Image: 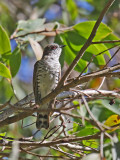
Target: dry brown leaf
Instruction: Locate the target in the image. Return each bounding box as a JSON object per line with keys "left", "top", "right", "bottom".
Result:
{"left": 29, "top": 37, "right": 43, "bottom": 60}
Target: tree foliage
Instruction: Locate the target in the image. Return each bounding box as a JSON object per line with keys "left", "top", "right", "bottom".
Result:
{"left": 0, "top": 0, "right": 120, "bottom": 160}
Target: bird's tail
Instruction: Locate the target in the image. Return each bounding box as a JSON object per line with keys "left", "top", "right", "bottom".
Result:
{"left": 36, "top": 112, "right": 49, "bottom": 129}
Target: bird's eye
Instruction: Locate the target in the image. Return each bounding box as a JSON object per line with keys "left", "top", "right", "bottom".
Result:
{"left": 51, "top": 46, "right": 57, "bottom": 50}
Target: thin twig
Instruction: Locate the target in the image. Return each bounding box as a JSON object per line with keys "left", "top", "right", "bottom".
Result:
{"left": 11, "top": 27, "right": 73, "bottom": 39}
{"left": 92, "top": 40, "right": 120, "bottom": 44}
{"left": 51, "top": 146, "right": 77, "bottom": 159}
{"left": 0, "top": 133, "right": 100, "bottom": 147}
{"left": 0, "top": 97, "right": 12, "bottom": 110}
{"left": 82, "top": 95, "right": 104, "bottom": 131}
{"left": 79, "top": 44, "right": 120, "bottom": 77}
{"left": 98, "top": 47, "right": 120, "bottom": 89}
{"left": 20, "top": 147, "right": 65, "bottom": 159}
{"left": 104, "top": 47, "right": 120, "bottom": 68}
{"left": 100, "top": 132, "right": 104, "bottom": 160}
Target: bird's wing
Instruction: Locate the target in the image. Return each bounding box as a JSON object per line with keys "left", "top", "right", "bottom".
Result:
{"left": 33, "top": 61, "right": 41, "bottom": 104}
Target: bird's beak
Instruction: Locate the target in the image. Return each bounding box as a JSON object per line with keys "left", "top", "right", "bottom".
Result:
{"left": 60, "top": 45, "right": 66, "bottom": 48}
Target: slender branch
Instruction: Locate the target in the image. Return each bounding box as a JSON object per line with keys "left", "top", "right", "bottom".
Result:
{"left": 104, "top": 47, "right": 120, "bottom": 68}
{"left": 0, "top": 93, "right": 34, "bottom": 122}
{"left": 57, "top": 0, "right": 115, "bottom": 87}
{"left": 59, "top": 143, "right": 99, "bottom": 152}
{"left": 98, "top": 47, "right": 120, "bottom": 90}
{"left": 0, "top": 68, "right": 120, "bottom": 127}
{"left": 0, "top": 97, "right": 12, "bottom": 110}
{"left": 63, "top": 65, "right": 120, "bottom": 92}
{"left": 51, "top": 146, "right": 75, "bottom": 159}
{"left": 0, "top": 112, "right": 32, "bottom": 127}
{"left": 100, "top": 132, "right": 104, "bottom": 159}
{"left": 78, "top": 44, "right": 119, "bottom": 77}
{"left": 0, "top": 153, "right": 10, "bottom": 156}
{"left": 0, "top": 133, "right": 100, "bottom": 147}
{"left": 11, "top": 27, "right": 73, "bottom": 39}
{"left": 97, "top": 77, "right": 106, "bottom": 90}
{"left": 0, "top": 88, "right": 120, "bottom": 127}
{"left": 92, "top": 40, "right": 120, "bottom": 44}
{"left": 82, "top": 96, "right": 103, "bottom": 131}
{"left": 20, "top": 147, "right": 65, "bottom": 159}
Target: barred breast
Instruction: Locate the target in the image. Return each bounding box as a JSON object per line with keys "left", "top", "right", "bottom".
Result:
{"left": 33, "top": 58, "right": 60, "bottom": 105}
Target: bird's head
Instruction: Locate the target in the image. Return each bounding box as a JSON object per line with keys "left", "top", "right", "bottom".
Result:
{"left": 43, "top": 43, "right": 66, "bottom": 59}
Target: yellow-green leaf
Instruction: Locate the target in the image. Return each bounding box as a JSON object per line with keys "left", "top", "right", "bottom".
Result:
{"left": 0, "top": 25, "right": 11, "bottom": 55}
{"left": 74, "top": 21, "right": 112, "bottom": 41}
{"left": 9, "top": 47, "right": 21, "bottom": 77}
{"left": 0, "top": 62, "right": 11, "bottom": 78}
{"left": 104, "top": 115, "right": 120, "bottom": 132}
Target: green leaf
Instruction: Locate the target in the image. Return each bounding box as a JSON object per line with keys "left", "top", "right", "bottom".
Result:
{"left": 60, "top": 29, "right": 111, "bottom": 71}
{"left": 0, "top": 62, "right": 11, "bottom": 78}
{"left": 72, "top": 100, "right": 79, "bottom": 105}
{"left": 17, "top": 18, "right": 46, "bottom": 33}
{"left": 18, "top": 34, "right": 45, "bottom": 43}
{"left": 0, "top": 132, "right": 6, "bottom": 140}
{"left": 9, "top": 47, "right": 21, "bottom": 77}
{"left": 60, "top": 31, "right": 87, "bottom": 72}
{"left": 83, "top": 44, "right": 111, "bottom": 65}
{"left": 101, "top": 100, "right": 120, "bottom": 115}
{"left": 88, "top": 99, "right": 120, "bottom": 122}
{"left": 66, "top": 0, "right": 78, "bottom": 20}
{"left": 76, "top": 127, "right": 99, "bottom": 137}
{"left": 0, "top": 25, "right": 11, "bottom": 55}
{"left": 92, "top": 99, "right": 120, "bottom": 115}
{"left": 74, "top": 21, "right": 112, "bottom": 40}
{"left": 0, "top": 78, "right": 13, "bottom": 103}
{"left": 82, "top": 139, "right": 99, "bottom": 149}
{"left": 103, "top": 33, "right": 120, "bottom": 48}
{"left": 16, "top": 19, "right": 46, "bottom": 42}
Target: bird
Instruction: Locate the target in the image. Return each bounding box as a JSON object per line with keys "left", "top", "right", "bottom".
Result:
{"left": 33, "top": 43, "right": 65, "bottom": 130}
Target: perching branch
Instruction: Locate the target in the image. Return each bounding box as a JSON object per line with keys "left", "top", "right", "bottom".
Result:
{"left": 0, "top": 133, "right": 100, "bottom": 147}
{"left": 0, "top": 63, "right": 120, "bottom": 127}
